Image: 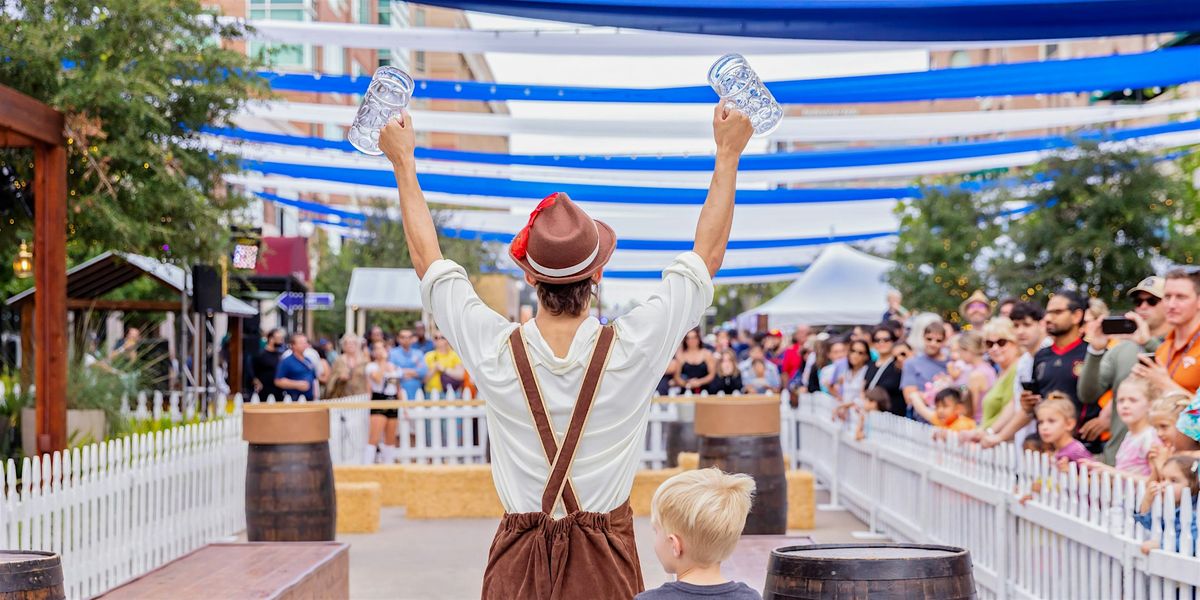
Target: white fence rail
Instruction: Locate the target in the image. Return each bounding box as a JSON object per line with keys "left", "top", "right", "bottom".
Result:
{"left": 789, "top": 392, "right": 1200, "bottom": 600}
{"left": 2, "top": 417, "right": 245, "bottom": 600}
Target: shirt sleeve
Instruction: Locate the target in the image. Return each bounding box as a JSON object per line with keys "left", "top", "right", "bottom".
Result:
{"left": 420, "top": 259, "right": 516, "bottom": 374}
{"left": 613, "top": 252, "right": 715, "bottom": 375}
{"left": 412, "top": 350, "right": 429, "bottom": 377}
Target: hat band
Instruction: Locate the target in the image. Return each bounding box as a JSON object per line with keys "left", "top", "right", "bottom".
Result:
{"left": 527, "top": 241, "right": 600, "bottom": 278}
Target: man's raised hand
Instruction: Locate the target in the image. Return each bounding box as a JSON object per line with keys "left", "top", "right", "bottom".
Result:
{"left": 379, "top": 110, "right": 417, "bottom": 169}
{"left": 713, "top": 102, "right": 753, "bottom": 157}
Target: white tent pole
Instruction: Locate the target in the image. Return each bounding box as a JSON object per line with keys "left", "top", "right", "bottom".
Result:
{"left": 345, "top": 305, "right": 354, "bottom": 337}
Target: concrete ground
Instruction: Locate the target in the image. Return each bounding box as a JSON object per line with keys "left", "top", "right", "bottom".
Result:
{"left": 338, "top": 491, "right": 881, "bottom": 600}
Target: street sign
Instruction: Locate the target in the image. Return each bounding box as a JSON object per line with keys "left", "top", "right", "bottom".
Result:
{"left": 307, "top": 292, "right": 335, "bottom": 311}
{"left": 274, "top": 292, "right": 336, "bottom": 313}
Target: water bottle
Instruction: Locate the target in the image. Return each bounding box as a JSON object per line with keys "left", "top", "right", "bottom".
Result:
{"left": 708, "top": 53, "right": 784, "bottom": 137}
{"left": 347, "top": 66, "right": 415, "bottom": 155}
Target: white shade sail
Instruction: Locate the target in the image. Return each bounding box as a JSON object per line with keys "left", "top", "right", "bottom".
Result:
{"left": 345, "top": 267, "right": 423, "bottom": 311}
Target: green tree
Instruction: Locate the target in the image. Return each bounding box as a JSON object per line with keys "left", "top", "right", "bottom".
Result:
{"left": 311, "top": 207, "right": 497, "bottom": 337}
{"left": 988, "top": 144, "right": 1200, "bottom": 304}
{"left": 889, "top": 181, "right": 1000, "bottom": 321}
{"left": 0, "top": 0, "right": 266, "bottom": 296}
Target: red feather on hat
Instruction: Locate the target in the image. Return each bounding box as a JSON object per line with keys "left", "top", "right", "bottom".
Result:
{"left": 510, "top": 193, "right": 558, "bottom": 260}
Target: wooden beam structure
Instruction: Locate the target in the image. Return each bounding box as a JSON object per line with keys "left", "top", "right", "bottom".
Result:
{"left": 66, "top": 299, "right": 182, "bottom": 312}
{"left": 1, "top": 85, "right": 68, "bottom": 454}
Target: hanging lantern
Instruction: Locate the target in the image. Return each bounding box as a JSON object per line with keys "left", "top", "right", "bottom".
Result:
{"left": 12, "top": 240, "right": 32, "bottom": 279}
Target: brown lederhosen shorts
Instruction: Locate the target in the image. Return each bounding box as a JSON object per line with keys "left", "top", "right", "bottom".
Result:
{"left": 480, "top": 326, "right": 644, "bottom": 600}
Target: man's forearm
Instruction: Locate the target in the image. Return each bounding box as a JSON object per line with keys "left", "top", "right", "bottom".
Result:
{"left": 692, "top": 152, "right": 740, "bottom": 277}
{"left": 394, "top": 165, "right": 443, "bottom": 278}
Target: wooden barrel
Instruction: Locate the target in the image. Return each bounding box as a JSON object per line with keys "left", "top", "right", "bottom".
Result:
{"left": 0, "top": 551, "right": 65, "bottom": 600}
{"left": 244, "top": 406, "right": 336, "bottom": 542}
{"left": 664, "top": 421, "right": 696, "bottom": 468}
{"left": 764, "top": 544, "right": 977, "bottom": 600}
{"left": 695, "top": 396, "right": 786, "bottom": 535}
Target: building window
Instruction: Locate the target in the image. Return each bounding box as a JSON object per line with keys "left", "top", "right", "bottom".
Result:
{"left": 248, "top": 0, "right": 312, "bottom": 70}
{"left": 379, "top": 0, "right": 391, "bottom": 25}
{"left": 378, "top": 49, "right": 392, "bottom": 69}
{"left": 1044, "top": 44, "right": 1060, "bottom": 60}
{"left": 415, "top": 50, "right": 425, "bottom": 73}
{"left": 415, "top": 7, "right": 425, "bottom": 26}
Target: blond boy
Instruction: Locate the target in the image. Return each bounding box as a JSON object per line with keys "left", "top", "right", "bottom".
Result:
{"left": 638, "top": 468, "right": 760, "bottom": 600}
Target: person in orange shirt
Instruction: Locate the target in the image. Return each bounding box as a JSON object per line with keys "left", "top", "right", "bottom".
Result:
{"left": 1139, "top": 270, "right": 1200, "bottom": 395}
{"left": 910, "top": 386, "right": 977, "bottom": 432}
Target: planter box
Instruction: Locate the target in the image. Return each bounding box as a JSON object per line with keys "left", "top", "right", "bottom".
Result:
{"left": 21, "top": 408, "right": 107, "bottom": 457}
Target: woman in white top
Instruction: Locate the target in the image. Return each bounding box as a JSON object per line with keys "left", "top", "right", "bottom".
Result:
{"left": 833, "top": 339, "right": 871, "bottom": 419}
{"left": 363, "top": 340, "right": 399, "bottom": 464}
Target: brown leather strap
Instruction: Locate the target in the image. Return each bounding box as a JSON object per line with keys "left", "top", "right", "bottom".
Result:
{"left": 509, "top": 327, "right": 581, "bottom": 514}
{"left": 540, "top": 325, "right": 615, "bottom": 515}
{"left": 508, "top": 325, "right": 616, "bottom": 515}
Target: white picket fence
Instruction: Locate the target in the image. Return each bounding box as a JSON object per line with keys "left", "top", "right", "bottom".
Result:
{"left": 789, "top": 391, "right": 1200, "bottom": 600}
{"left": 0, "top": 417, "right": 245, "bottom": 600}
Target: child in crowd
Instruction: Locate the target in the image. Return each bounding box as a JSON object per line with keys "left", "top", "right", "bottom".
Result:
{"left": 1136, "top": 455, "right": 1200, "bottom": 555}
{"left": 1035, "top": 393, "right": 1092, "bottom": 468}
{"left": 910, "top": 386, "right": 977, "bottom": 432}
{"left": 854, "top": 386, "right": 891, "bottom": 441}
{"left": 638, "top": 469, "right": 761, "bottom": 600}
{"left": 1087, "top": 377, "right": 1161, "bottom": 478}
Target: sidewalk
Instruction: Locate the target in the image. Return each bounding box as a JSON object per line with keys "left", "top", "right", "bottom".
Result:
{"left": 339, "top": 491, "right": 878, "bottom": 599}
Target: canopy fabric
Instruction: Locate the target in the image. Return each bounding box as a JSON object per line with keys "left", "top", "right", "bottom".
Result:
{"left": 241, "top": 98, "right": 1200, "bottom": 143}
{"left": 213, "top": 118, "right": 1200, "bottom": 173}
{"left": 237, "top": 19, "right": 1079, "bottom": 56}
{"left": 346, "top": 268, "right": 423, "bottom": 311}
{"left": 405, "top": 0, "right": 1200, "bottom": 42}
{"left": 260, "top": 47, "right": 1200, "bottom": 104}
{"left": 737, "top": 244, "right": 895, "bottom": 328}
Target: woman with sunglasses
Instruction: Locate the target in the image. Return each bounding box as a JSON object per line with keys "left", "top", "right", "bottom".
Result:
{"left": 977, "top": 318, "right": 1023, "bottom": 430}
{"left": 865, "top": 325, "right": 906, "bottom": 417}
{"left": 832, "top": 339, "right": 872, "bottom": 412}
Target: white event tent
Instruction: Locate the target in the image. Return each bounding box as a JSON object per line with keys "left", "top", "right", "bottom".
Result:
{"left": 344, "top": 267, "right": 424, "bottom": 335}
{"left": 737, "top": 244, "right": 895, "bottom": 330}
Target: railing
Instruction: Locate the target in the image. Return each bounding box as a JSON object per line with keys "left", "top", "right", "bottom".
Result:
{"left": 789, "top": 392, "right": 1200, "bottom": 600}
{"left": 1, "top": 417, "right": 245, "bottom": 600}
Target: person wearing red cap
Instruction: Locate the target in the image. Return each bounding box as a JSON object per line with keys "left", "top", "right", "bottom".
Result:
{"left": 379, "top": 104, "right": 753, "bottom": 599}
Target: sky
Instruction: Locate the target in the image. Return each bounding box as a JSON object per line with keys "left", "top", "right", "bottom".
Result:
{"left": 462, "top": 12, "right": 928, "bottom": 308}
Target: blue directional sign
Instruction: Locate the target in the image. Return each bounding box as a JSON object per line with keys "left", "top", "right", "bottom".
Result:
{"left": 275, "top": 292, "right": 336, "bottom": 313}
{"left": 307, "top": 292, "right": 335, "bottom": 311}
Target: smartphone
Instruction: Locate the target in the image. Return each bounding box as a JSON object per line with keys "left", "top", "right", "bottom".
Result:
{"left": 1100, "top": 316, "right": 1138, "bottom": 335}
{"left": 1138, "top": 352, "right": 1158, "bottom": 365}
{"left": 1020, "top": 381, "right": 1038, "bottom": 393}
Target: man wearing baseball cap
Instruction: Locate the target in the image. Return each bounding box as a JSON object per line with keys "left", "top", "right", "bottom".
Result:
{"left": 379, "top": 104, "right": 753, "bottom": 599}
{"left": 1078, "top": 276, "right": 1170, "bottom": 464}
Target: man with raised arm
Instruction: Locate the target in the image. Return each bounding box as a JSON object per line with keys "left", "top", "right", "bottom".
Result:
{"left": 378, "top": 103, "right": 753, "bottom": 599}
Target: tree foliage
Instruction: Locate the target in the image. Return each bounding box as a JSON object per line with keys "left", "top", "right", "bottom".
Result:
{"left": 889, "top": 144, "right": 1200, "bottom": 318}
{"left": 0, "top": 0, "right": 266, "bottom": 296}
{"left": 889, "top": 181, "right": 1000, "bottom": 320}
{"left": 311, "top": 207, "right": 498, "bottom": 337}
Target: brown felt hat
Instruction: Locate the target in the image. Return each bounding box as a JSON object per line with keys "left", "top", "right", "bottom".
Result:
{"left": 509, "top": 192, "right": 616, "bottom": 284}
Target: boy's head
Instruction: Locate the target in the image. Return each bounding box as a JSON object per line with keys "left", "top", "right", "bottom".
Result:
{"left": 1022, "top": 432, "right": 1046, "bottom": 453}
{"left": 650, "top": 468, "right": 755, "bottom": 572}
{"left": 864, "top": 386, "right": 890, "bottom": 414}
{"left": 934, "top": 387, "right": 969, "bottom": 423}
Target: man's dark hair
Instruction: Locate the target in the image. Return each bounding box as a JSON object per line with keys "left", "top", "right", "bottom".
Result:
{"left": 1053, "top": 289, "right": 1087, "bottom": 314}
{"left": 998, "top": 297, "right": 1019, "bottom": 311}
{"left": 1008, "top": 301, "right": 1044, "bottom": 323}
{"left": 1165, "top": 268, "right": 1200, "bottom": 296}
{"left": 923, "top": 322, "right": 945, "bottom": 338}
{"left": 536, "top": 279, "right": 594, "bottom": 317}
{"left": 871, "top": 324, "right": 895, "bottom": 340}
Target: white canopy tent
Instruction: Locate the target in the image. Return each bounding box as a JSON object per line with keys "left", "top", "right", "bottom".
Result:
{"left": 344, "top": 268, "right": 424, "bottom": 335}
{"left": 737, "top": 244, "right": 896, "bottom": 330}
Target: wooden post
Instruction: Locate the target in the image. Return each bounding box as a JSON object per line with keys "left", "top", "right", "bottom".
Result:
{"left": 34, "top": 143, "right": 67, "bottom": 454}
{"left": 229, "top": 317, "right": 243, "bottom": 398}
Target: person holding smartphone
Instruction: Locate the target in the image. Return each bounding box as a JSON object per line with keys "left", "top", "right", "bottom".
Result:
{"left": 1136, "top": 270, "right": 1200, "bottom": 396}
{"left": 1077, "top": 276, "right": 1169, "bottom": 465}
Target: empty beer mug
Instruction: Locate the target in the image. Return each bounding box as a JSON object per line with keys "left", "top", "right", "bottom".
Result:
{"left": 347, "top": 66, "right": 415, "bottom": 155}
{"left": 708, "top": 53, "right": 784, "bottom": 137}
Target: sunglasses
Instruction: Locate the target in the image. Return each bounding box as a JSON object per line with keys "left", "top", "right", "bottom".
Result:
{"left": 873, "top": 336, "right": 894, "bottom": 343}
{"left": 1132, "top": 295, "right": 1161, "bottom": 307}
{"left": 985, "top": 339, "right": 1011, "bottom": 349}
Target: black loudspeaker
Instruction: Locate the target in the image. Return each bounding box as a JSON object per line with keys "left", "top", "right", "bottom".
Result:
{"left": 192, "top": 264, "right": 223, "bottom": 314}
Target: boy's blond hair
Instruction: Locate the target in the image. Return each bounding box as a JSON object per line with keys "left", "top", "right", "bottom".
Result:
{"left": 650, "top": 468, "right": 755, "bottom": 565}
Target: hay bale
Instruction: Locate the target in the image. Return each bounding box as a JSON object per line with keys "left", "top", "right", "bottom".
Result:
{"left": 630, "top": 468, "right": 683, "bottom": 516}
{"left": 336, "top": 482, "right": 381, "bottom": 534}
{"left": 676, "top": 452, "right": 699, "bottom": 471}
{"left": 334, "top": 465, "right": 408, "bottom": 507}
{"left": 786, "top": 470, "right": 815, "bottom": 530}
{"left": 405, "top": 464, "right": 504, "bottom": 519}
